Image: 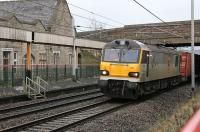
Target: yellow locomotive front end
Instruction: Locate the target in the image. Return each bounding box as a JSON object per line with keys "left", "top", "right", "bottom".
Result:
{"left": 100, "top": 62, "right": 141, "bottom": 81}
{"left": 98, "top": 39, "right": 146, "bottom": 99}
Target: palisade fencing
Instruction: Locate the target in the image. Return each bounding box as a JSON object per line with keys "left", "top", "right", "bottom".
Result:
{"left": 77, "top": 64, "right": 100, "bottom": 79}
{"left": 0, "top": 64, "right": 100, "bottom": 88}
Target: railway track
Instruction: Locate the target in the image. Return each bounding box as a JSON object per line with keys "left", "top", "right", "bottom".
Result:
{"left": 1, "top": 84, "right": 178, "bottom": 132}
{"left": 0, "top": 84, "right": 179, "bottom": 131}
{"left": 0, "top": 89, "right": 103, "bottom": 121}
{"left": 1, "top": 99, "right": 131, "bottom": 132}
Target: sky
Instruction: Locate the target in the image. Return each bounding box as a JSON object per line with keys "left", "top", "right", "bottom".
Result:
{"left": 66, "top": 0, "right": 200, "bottom": 30}
{"left": 67, "top": 0, "right": 200, "bottom": 51}
{"left": 1, "top": 0, "right": 199, "bottom": 30}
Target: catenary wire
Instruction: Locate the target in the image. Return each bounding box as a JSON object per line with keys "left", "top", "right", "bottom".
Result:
{"left": 67, "top": 2, "right": 125, "bottom": 26}
{"left": 131, "top": 0, "right": 185, "bottom": 38}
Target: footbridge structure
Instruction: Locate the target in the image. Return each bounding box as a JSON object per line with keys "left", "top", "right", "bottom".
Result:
{"left": 77, "top": 20, "right": 200, "bottom": 47}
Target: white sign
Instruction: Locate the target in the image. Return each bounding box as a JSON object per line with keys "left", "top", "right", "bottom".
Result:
{"left": 1, "top": 48, "right": 13, "bottom": 52}
{"left": 53, "top": 51, "right": 60, "bottom": 54}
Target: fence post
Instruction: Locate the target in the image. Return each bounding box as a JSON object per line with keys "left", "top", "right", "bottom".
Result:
{"left": 86, "top": 65, "right": 88, "bottom": 78}
{"left": 64, "top": 64, "right": 67, "bottom": 78}
{"left": 95, "top": 65, "right": 97, "bottom": 76}
{"left": 56, "top": 65, "right": 58, "bottom": 81}
{"left": 46, "top": 65, "right": 49, "bottom": 81}
{"left": 97, "top": 65, "right": 100, "bottom": 76}
{"left": 11, "top": 65, "right": 14, "bottom": 87}
{"left": 79, "top": 65, "right": 82, "bottom": 78}
{"left": 93, "top": 65, "right": 95, "bottom": 77}
{"left": 78, "top": 64, "right": 81, "bottom": 78}
{"left": 24, "top": 64, "right": 26, "bottom": 81}
{"left": 76, "top": 68, "right": 78, "bottom": 80}
{"left": 90, "top": 65, "right": 92, "bottom": 77}
{"left": 92, "top": 65, "right": 94, "bottom": 77}
{"left": 36, "top": 65, "right": 38, "bottom": 77}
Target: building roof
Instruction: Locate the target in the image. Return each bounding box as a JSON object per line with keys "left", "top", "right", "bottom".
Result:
{"left": 0, "top": 0, "right": 73, "bottom": 36}
{"left": 0, "top": 0, "right": 57, "bottom": 28}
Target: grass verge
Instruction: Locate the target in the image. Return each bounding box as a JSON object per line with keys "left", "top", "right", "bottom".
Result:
{"left": 149, "top": 88, "right": 200, "bottom": 132}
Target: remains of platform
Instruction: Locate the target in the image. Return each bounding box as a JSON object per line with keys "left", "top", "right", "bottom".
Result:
{"left": 0, "top": 77, "right": 98, "bottom": 97}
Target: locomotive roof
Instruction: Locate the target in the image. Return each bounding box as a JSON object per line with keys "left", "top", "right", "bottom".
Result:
{"left": 104, "top": 39, "right": 178, "bottom": 54}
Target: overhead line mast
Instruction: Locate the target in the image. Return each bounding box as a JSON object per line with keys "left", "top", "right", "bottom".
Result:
{"left": 191, "top": 0, "right": 195, "bottom": 92}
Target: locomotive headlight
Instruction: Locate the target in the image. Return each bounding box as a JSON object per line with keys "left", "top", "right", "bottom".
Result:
{"left": 129, "top": 72, "right": 139, "bottom": 78}
{"left": 101, "top": 70, "right": 109, "bottom": 76}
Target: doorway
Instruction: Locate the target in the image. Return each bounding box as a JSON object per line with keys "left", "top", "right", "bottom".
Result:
{"left": 3, "top": 51, "right": 11, "bottom": 82}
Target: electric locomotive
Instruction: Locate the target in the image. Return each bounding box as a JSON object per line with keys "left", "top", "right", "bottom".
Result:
{"left": 98, "top": 39, "right": 181, "bottom": 99}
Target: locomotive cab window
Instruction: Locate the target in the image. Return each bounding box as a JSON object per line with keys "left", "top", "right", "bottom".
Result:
{"left": 175, "top": 55, "right": 179, "bottom": 67}
{"left": 103, "top": 49, "right": 120, "bottom": 62}
{"left": 121, "top": 49, "right": 140, "bottom": 63}
{"left": 141, "top": 51, "right": 149, "bottom": 64}
{"left": 103, "top": 48, "right": 140, "bottom": 63}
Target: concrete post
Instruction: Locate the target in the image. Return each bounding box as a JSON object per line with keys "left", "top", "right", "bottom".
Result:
{"left": 72, "top": 18, "right": 77, "bottom": 81}
{"left": 72, "top": 37, "right": 77, "bottom": 81}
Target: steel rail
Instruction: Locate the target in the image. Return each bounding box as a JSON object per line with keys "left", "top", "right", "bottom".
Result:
{"left": 0, "top": 90, "right": 103, "bottom": 121}
{"left": 0, "top": 89, "right": 99, "bottom": 113}
{"left": 0, "top": 98, "right": 111, "bottom": 132}
{"left": 50, "top": 102, "right": 132, "bottom": 132}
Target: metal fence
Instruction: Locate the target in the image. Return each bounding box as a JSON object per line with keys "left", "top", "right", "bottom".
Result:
{"left": 0, "top": 64, "right": 100, "bottom": 88}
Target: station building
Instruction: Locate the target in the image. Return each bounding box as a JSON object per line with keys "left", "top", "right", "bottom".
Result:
{"left": 0, "top": 0, "right": 74, "bottom": 68}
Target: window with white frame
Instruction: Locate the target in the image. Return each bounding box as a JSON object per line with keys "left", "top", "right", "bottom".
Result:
{"left": 39, "top": 53, "right": 47, "bottom": 65}
{"left": 68, "top": 54, "right": 72, "bottom": 65}
{"left": 53, "top": 51, "right": 60, "bottom": 65}
{"left": 14, "top": 52, "right": 17, "bottom": 60}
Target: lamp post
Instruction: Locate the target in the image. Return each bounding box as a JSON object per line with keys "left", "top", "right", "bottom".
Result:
{"left": 191, "top": 0, "right": 195, "bottom": 92}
